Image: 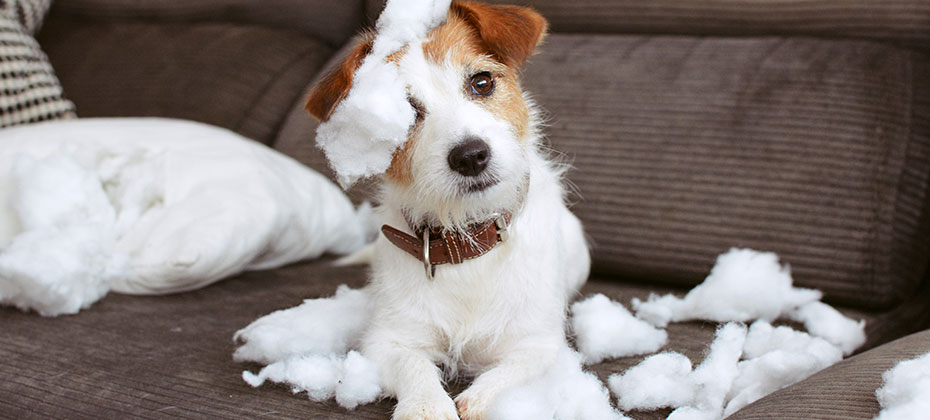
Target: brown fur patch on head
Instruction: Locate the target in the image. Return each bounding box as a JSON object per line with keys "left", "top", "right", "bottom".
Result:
{"left": 305, "top": 33, "right": 374, "bottom": 122}
{"left": 449, "top": 1, "right": 547, "bottom": 68}
{"left": 421, "top": 9, "right": 537, "bottom": 141}
{"left": 385, "top": 129, "right": 417, "bottom": 185}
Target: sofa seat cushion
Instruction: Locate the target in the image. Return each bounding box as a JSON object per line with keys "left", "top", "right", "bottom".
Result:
{"left": 519, "top": 33, "right": 930, "bottom": 310}
{"left": 4, "top": 260, "right": 920, "bottom": 419}
{"left": 35, "top": 17, "right": 334, "bottom": 145}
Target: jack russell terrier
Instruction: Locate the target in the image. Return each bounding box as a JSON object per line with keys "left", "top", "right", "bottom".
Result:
{"left": 306, "top": 2, "right": 590, "bottom": 419}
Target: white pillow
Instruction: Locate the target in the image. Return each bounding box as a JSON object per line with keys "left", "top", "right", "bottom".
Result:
{"left": 0, "top": 118, "right": 368, "bottom": 316}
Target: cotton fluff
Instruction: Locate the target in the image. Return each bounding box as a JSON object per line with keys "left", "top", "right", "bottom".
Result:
{"left": 243, "top": 350, "right": 382, "bottom": 410}
{"left": 315, "top": 0, "right": 452, "bottom": 187}
{"left": 237, "top": 286, "right": 383, "bottom": 410}
{"left": 571, "top": 293, "right": 668, "bottom": 364}
{"left": 609, "top": 323, "right": 747, "bottom": 419}
{"left": 0, "top": 151, "right": 128, "bottom": 316}
{"left": 873, "top": 351, "right": 930, "bottom": 420}
{"left": 233, "top": 285, "right": 371, "bottom": 365}
{"left": 788, "top": 301, "right": 866, "bottom": 356}
{"left": 672, "top": 323, "right": 747, "bottom": 420}
{"left": 487, "top": 347, "right": 630, "bottom": 420}
{"left": 633, "top": 248, "right": 822, "bottom": 327}
{"left": 723, "top": 321, "right": 842, "bottom": 416}
{"left": 609, "top": 352, "right": 695, "bottom": 411}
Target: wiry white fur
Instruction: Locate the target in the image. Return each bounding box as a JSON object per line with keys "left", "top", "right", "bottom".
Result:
{"left": 359, "top": 32, "right": 590, "bottom": 420}
{"left": 383, "top": 45, "right": 532, "bottom": 230}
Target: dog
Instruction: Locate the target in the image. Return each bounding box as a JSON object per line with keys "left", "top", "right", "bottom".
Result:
{"left": 306, "top": 2, "right": 590, "bottom": 419}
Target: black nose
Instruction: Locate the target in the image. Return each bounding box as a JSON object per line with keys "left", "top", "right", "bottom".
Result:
{"left": 447, "top": 138, "right": 490, "bottom": 177}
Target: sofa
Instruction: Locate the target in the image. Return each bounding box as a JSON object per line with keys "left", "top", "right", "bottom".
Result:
{"left": 2, "top": 0, "right": 928, "bottom": 419}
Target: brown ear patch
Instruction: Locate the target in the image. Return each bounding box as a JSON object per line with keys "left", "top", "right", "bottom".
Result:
{"left": 450, "top": 1, "right": 547, "bottom": 68}
{"left": 305, "top": 34, "right": 374, "bottom": 122}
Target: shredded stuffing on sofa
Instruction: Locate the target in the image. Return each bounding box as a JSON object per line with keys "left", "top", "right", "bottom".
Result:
{"left": 632, "top": 249, "right": 824, "bottom": 327}
{"left": 235, "top": 248, "right": 868, "bottom": 420}
{"left": 872, "top": 351, "right": 930, "bottom": 420}
{"left": 571, "top": 293, "right": 668, "bottom": 365}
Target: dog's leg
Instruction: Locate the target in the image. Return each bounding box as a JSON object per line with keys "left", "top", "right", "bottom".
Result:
{"left": 365, "top": 342, "right": 458, "bottom": 420}
{"left": 455, "top": 336, "right": 562, "bottom": 420}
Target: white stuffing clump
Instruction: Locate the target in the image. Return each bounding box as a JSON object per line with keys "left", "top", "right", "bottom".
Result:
{"left": 487, "top": 347, "right": 630, "bottom": 420}
{"left": 608, "top": 323, "right": 747, "bottom": 419}
{"left": 723, "top": 321, "right": 842, "bottom": 416}
{"left": 788, "top": 301, "right": 866, "bottom": 356}
{"left": 237, "top": 285, "right": 384, "bottom": 410}
{"left": 633, "top": 248, "right": 822, "bottom": 328}
{"left": 873, "top": 351, "right": 930, "bottom": 420}
{"left": 609, "top": 352, "right": 695, "bottom": 411}
{"left": 234, "top": 285, "right": 371, "bottom": 364}
{"left": 668, "top": 323, "right": 747, "bottom": 420}
{"left": 243, "top": 350, "right": 382, "bottom": 410}
{"left": 315, "top": 0, "right": 452, "bottom": 187}
{"left": 571, "top": 293, "right": 668, "bottom": 364}
{"left": 631, "top": 248, "right": 865, "bottom": 358}
{"left": 0, "top": 151, "right": 129, "bottom": 316}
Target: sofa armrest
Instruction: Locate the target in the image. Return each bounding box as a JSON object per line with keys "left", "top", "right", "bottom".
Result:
{"left": 727, "top": 329, "right": 930, "bottom": 420}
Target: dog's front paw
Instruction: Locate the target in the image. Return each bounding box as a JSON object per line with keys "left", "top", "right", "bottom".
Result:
{"left": 393, "top": 395, "right": 459, "bottom": 420}
{"left": 455, "top": 386, "right": 499, "bottom": 420}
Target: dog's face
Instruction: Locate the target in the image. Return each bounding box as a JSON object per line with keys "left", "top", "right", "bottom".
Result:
{"left": 308, "top": 1, "right": 547, "bottom": 230}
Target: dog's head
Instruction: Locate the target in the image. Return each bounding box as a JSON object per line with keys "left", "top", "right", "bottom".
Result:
{"left": 307, "top": 1, "right": 546, "bottom": 230}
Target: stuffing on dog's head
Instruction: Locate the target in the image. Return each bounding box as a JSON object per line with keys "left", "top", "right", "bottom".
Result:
{"left": 307, "top": 1, "right": 547, "bottom": 230}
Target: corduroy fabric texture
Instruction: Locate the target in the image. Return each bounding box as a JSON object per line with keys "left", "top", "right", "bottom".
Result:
{"left": 727, "top": 328, "right": 930, "bottom": 420}
{"left": 365, "top": 0, "right": 930, "bottom": 50}
{"left": 47, "top": 0, "right": 365, "bottom": 48}
{"left": 0, "top": 259, "right": 894, "bottom": 420}
{"left": 519, "top": 34, "right": 930, "bottom": 310}
{"left": 0, "top": 0, "right": 76, "bottom": 127}
{"left": 35, "top": 17, "right": 334, "bottom": 145}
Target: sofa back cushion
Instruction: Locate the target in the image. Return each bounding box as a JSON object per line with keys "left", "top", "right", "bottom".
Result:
{"left": 443, "top": 0, "right": 930, "bottom": 50}
{"left": 37, "top": 17, "right": 336, "bottom": 145}
{"left": 521, "top": 34, "right": 929, "bottom": 309}
{"left": 48, "top": 0, "right": 365, "bottom": 48}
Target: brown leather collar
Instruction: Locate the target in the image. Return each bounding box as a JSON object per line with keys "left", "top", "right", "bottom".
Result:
{"left": 381, "top": 212, "right": 512, "bottom": 279}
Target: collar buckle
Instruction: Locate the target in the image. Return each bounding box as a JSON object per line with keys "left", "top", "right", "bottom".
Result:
{"left": 492, "top": 213, "right": 510, "bottom": 243}
{"left": 422, "top": 228, "right": 435, "bottom": 280}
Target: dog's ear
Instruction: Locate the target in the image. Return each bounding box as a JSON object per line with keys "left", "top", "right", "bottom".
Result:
{"left": 306, "top": 35, "right": 374, "bottom": 122}
{"left": 451, "top": 1, "right": 547, "bottom": 68}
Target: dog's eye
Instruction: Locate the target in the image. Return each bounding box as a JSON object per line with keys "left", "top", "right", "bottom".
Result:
{"left": 469, "top": 72, "right": 494, "bottom": 97}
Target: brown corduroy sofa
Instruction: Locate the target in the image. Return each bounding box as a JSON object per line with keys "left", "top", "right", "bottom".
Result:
{"left": 3, "top": 1, "right": 929, "bottom": 419}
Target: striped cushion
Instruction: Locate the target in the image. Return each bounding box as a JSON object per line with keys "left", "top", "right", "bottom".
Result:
{"left": 0, "top": 0, "right": 76, "bottom": 128}
{"left": 523, "top": 34, "right": 930, "bottom": 310}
